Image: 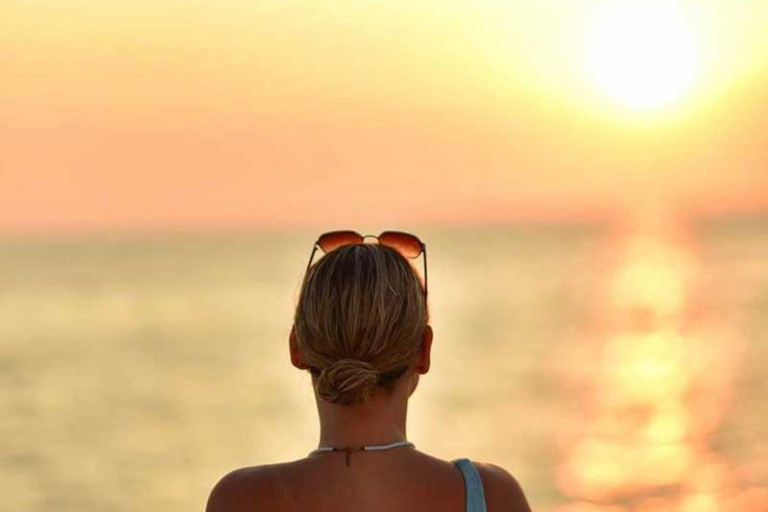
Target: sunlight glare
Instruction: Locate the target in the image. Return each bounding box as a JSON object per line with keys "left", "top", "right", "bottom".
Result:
{"left": 585, "top": 1, "right": 701, "bottom": 109}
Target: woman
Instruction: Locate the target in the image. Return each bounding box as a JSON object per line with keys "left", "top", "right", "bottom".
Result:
{"left": 207, "top": 230, "right": 532, "bottom": 512}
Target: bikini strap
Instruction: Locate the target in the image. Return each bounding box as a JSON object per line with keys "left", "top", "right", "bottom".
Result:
{"left": 452, "top": 458, "right": 488, "bottom": 512}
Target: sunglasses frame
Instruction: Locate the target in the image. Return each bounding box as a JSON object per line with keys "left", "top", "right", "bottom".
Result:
{"left": 305, "top": 230, "right": 428, "bottom": 299}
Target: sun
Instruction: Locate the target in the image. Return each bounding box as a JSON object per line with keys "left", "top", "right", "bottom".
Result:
{"left": 585, "top": 1, "right": 701, "bottom": 109}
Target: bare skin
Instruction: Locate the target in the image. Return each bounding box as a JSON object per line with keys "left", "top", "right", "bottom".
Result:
{"left": 206, "top": 325, "right": 532, "bottom": 512}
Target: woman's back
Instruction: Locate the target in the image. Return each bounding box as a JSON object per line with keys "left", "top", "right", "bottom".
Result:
{"left": 207, "top": 236, "right": 532, "bottom": 512}
{"left": 207, "top": 449, "right": 530, "bottom": 512}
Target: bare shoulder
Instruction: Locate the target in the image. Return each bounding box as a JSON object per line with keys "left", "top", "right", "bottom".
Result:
{"left": 473, "top": 461, "right": 533, "bottom": 512}
{"left": 205, "top": 463, "right": 292, "bottom": 512}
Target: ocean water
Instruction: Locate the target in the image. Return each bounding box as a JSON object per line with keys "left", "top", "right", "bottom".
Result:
{"left": 1, "top": 221, "right": 766, "bottom": 512}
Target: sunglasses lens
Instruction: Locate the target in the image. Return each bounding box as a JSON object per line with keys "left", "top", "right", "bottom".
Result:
{"left": 317, "top": 231, "right": 363, "bottom": 253}
{"left": 379, "top": 232, "right": 422, "bottom": 258}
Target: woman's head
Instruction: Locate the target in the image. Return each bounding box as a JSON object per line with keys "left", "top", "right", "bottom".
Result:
{"left": 292, "top": 243, "right": 430, "bottom": 406}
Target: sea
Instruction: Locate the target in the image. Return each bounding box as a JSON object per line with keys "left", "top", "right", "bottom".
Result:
{"left": 1, "top": 219, "right": 766, "bottom": 512}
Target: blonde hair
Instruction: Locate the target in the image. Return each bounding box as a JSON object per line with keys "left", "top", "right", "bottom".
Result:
{"left": 294, "top": 243, "right": 428, "bottom": 406}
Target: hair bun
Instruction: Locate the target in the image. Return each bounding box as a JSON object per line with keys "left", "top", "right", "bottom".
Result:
{"left": 316, "top": 359, "right": 380, "bottom": 406}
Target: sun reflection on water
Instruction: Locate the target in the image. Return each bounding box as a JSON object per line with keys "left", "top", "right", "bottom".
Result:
{"left": 555, "top": 229, "right": 768, "bottom": 512}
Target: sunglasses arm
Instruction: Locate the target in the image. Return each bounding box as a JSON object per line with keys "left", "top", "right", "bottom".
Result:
{"left": 422, "top": 244, "right": 428, "bottom": 300}
{"left": 305, "top": 244, "right": 319, "bottom": 274}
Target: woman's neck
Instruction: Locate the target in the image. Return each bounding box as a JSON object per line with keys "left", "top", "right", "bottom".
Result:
{"left": 315, "top": 390, "right": 410, "bottom": 448}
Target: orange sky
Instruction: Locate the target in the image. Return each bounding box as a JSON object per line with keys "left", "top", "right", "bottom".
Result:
{"left": 2, "top": 1, "right": 768, "bottom": 234}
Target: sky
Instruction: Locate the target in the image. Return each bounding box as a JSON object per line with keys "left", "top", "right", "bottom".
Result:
{"left": 2, "top": 1, "right": 768, "bottom": 234}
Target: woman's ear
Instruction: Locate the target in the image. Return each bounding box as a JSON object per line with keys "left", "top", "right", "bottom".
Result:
{"left": 415, "top": 325, "right": 433, "bottom": 374}
{"left": 289, "top": 325, "right": 308, "bottom": 370}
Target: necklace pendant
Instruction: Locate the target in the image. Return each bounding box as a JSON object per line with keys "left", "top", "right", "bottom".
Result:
{"left": 308, "top": 440, "right": 414, "bottom": 465}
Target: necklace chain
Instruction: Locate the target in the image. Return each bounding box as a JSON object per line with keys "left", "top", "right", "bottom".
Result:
{"left": 308, "top": 440, "right": 414, "bottom": 467}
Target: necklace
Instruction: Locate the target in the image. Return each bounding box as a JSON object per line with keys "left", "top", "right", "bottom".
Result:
{"left": 308, "top": 440, "right": 415, "bottom": 467}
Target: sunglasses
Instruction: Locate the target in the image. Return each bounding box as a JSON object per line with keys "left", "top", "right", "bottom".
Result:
{"left": 305, "top": 230, "right": 428, "bottom": 299}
